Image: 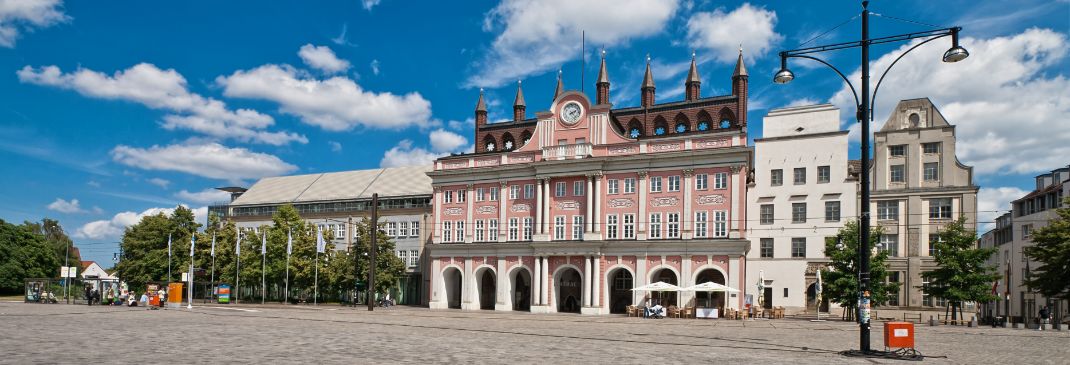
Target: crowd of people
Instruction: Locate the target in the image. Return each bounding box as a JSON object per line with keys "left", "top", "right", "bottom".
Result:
{"left": 83, "top": 284, "right": 166, "bottom": 307}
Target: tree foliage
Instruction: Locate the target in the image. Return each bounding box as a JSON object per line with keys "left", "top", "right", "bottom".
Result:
{"left": 822, "top": 220, "right": 900, "bottom": 319}
{"left": 115, "top": 206, "right": 201, "bottom": 289}
{"left": 1024, "top": 197, "right": 1070, "bottom": 301}
{"left": 0, "top": 219, "right": 64, "bottom": 293}
{"left": 346, "top": 217, "right": 406, "bottom": 297}
{"left": 922, "top": 217, "right": 1000, "bottom": 320}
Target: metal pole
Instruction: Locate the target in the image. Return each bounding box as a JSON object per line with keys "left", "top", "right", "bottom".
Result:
{"left": 285, "top": 230, "right": 290, "bottom": 305}
{"left": 64, "top": 239, "right": 70, "bottom": 304}
{"left": 858, "top": 0, "right": 873, "bottom": 352}
{"left": 236, "top": 235, "right": 241, "bottom": 305}
{"left": 367, "top": 193, "right": 378, "bottom": 311}
{"left": 314, "top": 250, "right": 319, "bottom": 305}
{"left": 187, "top": 256, "right": 194, "bottom": 309}
{"left": 210, "top": 251, "right": 215, "bottom": 304}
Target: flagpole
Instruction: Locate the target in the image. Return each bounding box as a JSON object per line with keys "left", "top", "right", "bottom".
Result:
{"left": 167, "top": 233, "right": 172, "bottom": 283}
{"left": 314, "top": 250, "right": 319, "bottom": 306}
{"left": 235, "top": 226, "right": 241, "bottom": 304}
{"left": 188, "top": 233, "right": 195, "bottom": 310}
{"left": 210, "top": 234, "right": 216, "bottom": 304}
{"left": 285, "top": 229, "right": 291, "bottom": 304}
{"left": 261, "top": 230, "right": 266, "bottom": 305}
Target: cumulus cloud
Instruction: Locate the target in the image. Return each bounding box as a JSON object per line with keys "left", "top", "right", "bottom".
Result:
{"left": 0, "top": 0, "right": 69, "bottom": 48}
{"left": 380, "top": 140, "right": 442, "bottom": 168}
{"left": 75, "top": 205, "right": 208, "bottom": 240}
{"left": 218, "top": 63, "right": 432, "bottom": 131}
{"left": 175, "top": 188, "right": 231, "bottom": 205}
{"left": 46, "top": 198, "right": 83, "bottom": 213}
{"left": 466, "top": 0, "right": 680, "bottom": 88}
{"left": 977, "top": 186, "right": 1029, "bottom": 231}
{"left": 686, "top": 3, "right": 783, "bottom": 63}
{"left": 111, "top": 142, "right": 298, "bottom": 182}
{"left": 361, "top": 0, "right": 381, "bottom": 10}
{"left": 17, "top": 63, "right": 306, "bottom": 145}
{"left": 830, "top": 28, "right": 1070, "bottom": 175}
{"left": 147, "top": 177, "right": 170, "bottom": 189}
{"left": 429, "top": 129, "right": 468, "bottom": 153}
{"left": 298, "top": 44, "right": 351, "bottom": 74}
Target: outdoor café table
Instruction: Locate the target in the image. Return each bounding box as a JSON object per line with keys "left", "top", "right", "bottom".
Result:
{"left": 696, "top": 307, "right": 718, "bottom": 318}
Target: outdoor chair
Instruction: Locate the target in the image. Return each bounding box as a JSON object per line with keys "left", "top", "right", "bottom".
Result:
{"left": 626, "top": 305, "right": 638, "bottom": 317}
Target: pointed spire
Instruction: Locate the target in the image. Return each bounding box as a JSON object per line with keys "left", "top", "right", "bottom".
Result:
{"left": 514, "top": 80, "right": 525, "bottom": 107}
{"left": 553, "top": 68, "right": 564, "bottom": 100}
{"left": 475, "top": 88, "right": 487, "bottom": 112}
{"left": 642, "top": 54, "right": 655, "bottom": 89}
{"left": 733, "top": 44, "right": 748, "bottom": 77}
{"left": 687, "top": 51, "right": 700, "bottom": 83}
{"left": 597, "top": 48, "right": 609, "bottom": 84}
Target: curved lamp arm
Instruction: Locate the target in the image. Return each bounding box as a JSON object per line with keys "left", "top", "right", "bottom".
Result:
{"left": 870, "top": 34, "right": 950, "bottom": 119}
{"left": 787, "top": 54, "right": 861, "bottom": 113}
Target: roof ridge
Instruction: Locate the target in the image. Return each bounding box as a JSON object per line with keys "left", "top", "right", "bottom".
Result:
{"left": 291, "top": 173, "right": 326, "bottom": 203}
{"left": 357, "top": 168, "right": 388, "bottom": 198}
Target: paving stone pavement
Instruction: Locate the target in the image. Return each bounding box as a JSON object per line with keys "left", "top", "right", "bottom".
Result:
{"left": 0, "top": 302, "right": 1066, "bottom": 364}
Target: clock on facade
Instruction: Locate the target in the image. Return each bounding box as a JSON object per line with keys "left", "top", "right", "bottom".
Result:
{"left": 561, "top": 102, "right": 582, "bottom": 125}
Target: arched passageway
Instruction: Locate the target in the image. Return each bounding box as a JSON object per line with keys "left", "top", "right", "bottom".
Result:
{"left": 443, "top": 268, "right": 462, "bottom": 309}
{"left": 555, "top": 268, "right": 582, "bottom": 313}
{"left": 608, "top": 269, "right": 633, "bottom": 314}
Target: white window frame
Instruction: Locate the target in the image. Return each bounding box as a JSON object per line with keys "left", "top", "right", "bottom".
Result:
{"left": 624, "top": 178, "right": 636, "bottom": 194}
{"left": 555, "top": 182, "right": 566, "bottom": 197}
{"left": 713, "top": 211, "right": 727, "bottom": 237}
{"left": 649, "top": 213, "right": 662, "bottom": 239}
{"left": 818, "top": 166, "right": 831, "bottom": 183}
{"left": 386, "top": 222, "right": 398, "bottom": 237}
{"left": 474, "top": 220, "right": 485, "bottom": 242}
{"left": 409, "top": 250, "right": 419, "bottom": 267}
{"left": 606, "top": 214, "right": 619, "bottom": 239}
{"left": 510, "top": 185, "right": 519, "bottom": 200}
{"left": 650, "top": 176, "right": 662, "bottom": 193}
{"left": 554, "top": 216, "right": 566, "bottom": 240}
{"left": 508, "top": 218, "right": 519, "bottom": 241}
{"left": 524, "top": 184, "right": 534, "bottom": 199}
{"left": 608, "top": 179, "right": 620, "bottom": 194}
{"left": 695, "top": 174, "right": 708, "bottom": 190}
{"left": 489, "top": 187, "right": 498, "bottom": 201}
{"left": 455, "top": 221, "right": 465, "bottom": 242}
{"left": 714, "top": 172, "right": 728, "bottom": 189}
{"left": 457, "top": 189, "right": 466, "bottom": 203}
{"left": 667, "top": 176, "right": 680, "bottom": 192}
{"left": 475, "top": 187, "right": 485, "bottom": 202}
{"left": 411, "top": 221, "right": 420, "bottom": 237}
{"left": 572, "top": 215, "right": 584, "bottom": 240}
{"left": 623, "top": 214, "right": 635, "bottom": 239}
{"left": 523, "top": 217, "right": 533, "bottom": 241}
{"left": 488, "top": 219, "right": 499, "bottom": 241}
{"left": 442, "top": 221, "right": 452, "bottom": 243}
{"left": 694, "top": 211, "right": 708, "bottom": 238}
{"left": 443, "top": 191, "right": 452, "bottom": 204}
{"left": 335, "top": 224, "right": 346, "bottom": 239}
{"left": 573, "top": 181, "right": 585, "bottom": 196}
{"left": 398, "top": 221, "right": 409, "bottom": 238}
{"left": 667, "top": 213, "right": 680, "bottom": 238}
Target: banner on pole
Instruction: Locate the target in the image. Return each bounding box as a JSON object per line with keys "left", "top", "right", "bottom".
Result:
{"left": 211, "top": 234, "right": 216, "bottom": 257}
{"left": 167, "top": 233, "right": 172, "bottom": 258}
{"left": 287, "top": 229, "right": 293, "bottom": 255}
{"left": 316, "top": 226, "right": 326, "bottom": 254}
{"left": 190, "top": 233, "right": 196, "bottom": 257}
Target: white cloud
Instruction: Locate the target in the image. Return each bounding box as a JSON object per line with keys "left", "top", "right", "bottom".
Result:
{"left": 17, "top": 63, "right": 306, "bottom": 145}
{"left": 111, "top": 142, "right": 298, "bottom": 182}
{"left": 175, "top": 188, "right": 231, "bottom": 205}
{"left": 86, "top": 180, "right": 101, "bottom": 188}
{"left": 466, "top": 0, "right": 680, "bottom": 88}
{"left": 298, "top": 44, "right": 351, "bottom": 74}
{"left": 429, "top": 129, "right": 468, "bottom": 153}
{"left": 830, "top": 28, "right": 1070, "bottom": 175}
{"left": 0, "top": 0, "right": 69, "bottom": 48}
{"left": 685, "top": 3, "right": 782, "bottom": 63}
{"left": 370, "top": 59, "right": 380, "bottom": 75}
{"left": 978, "top": 186, "right": 1029, "bottom": 231}
{"left": 147, "top": 177, "right": 170, "bottom": 189}
{"left": 75, "top": 205, "right": 208, "bottom": 240}
{"left": 47, "top": 198, "right": 83, "bottom": 213}
{"left": 380, "top": 140, "right": 443, "bottom": 168}
{"left": 785, "top": 97, "right": 820, "bottom": 108}
{"left": 361, "top": 0, "right": 381, "bottom": 10}
{"left": 218, "top": 63, "right": 433, "bottom": 131}
{"left": 328, "top": 141, "right": 342, "bottom": 152}
{"left": 448, "top": 118, "right": 474, "bottom": 131}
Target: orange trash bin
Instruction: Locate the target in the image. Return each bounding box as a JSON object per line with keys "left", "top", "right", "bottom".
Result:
{"left": 884, "top": 322, "right": 915, "bottom": 349}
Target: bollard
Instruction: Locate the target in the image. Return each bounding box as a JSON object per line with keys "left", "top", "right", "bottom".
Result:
{"left": 928, "top": 315, "right": 938, "bottom": 326}
{"left": 969, "top": 316, "right": 977, "bottom": 327}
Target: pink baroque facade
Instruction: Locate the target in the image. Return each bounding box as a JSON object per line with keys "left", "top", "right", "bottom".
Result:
{"left": 427, "top": 53, "right": 752, "bottom": 315}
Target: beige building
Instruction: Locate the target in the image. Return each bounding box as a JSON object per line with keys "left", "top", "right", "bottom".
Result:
{"left": 868, "top": 98, "right": 979, "bottom": 308}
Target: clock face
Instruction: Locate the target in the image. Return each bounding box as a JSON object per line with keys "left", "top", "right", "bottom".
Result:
{"left": 561, "top": 102, "right": 582, "bottom": 125}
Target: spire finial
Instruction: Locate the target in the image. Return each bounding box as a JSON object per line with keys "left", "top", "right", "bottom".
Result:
{"left": 646, "top": 53, "right": 651, "bottom": 64}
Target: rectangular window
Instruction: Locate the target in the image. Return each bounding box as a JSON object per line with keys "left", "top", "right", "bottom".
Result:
{"left": 791, "top": 238, "right": 806, "bottom": 258}
{"left": 397, "top": 250, "right": 407, "bottom": 265}
{"left": 794, "top": 167, "right": 806, "bottom": 185}
{"left": 411, "top": 221, "right": 420, "bottom": 237}
{"left": 508, "top": 218, "right": 519, "bottom": 241}
{"left": 825, "top": 201, "right": 841, "bottom": 222}
{"left": 760, "top": 204, "right": 774, "bottom": 224}
{"left": 818, "top": 166, "right": 831, "bottom": 183}
{"left": 398, "top": 221, "right": 408, "bottom": 238}
{"left": 760, "top": 238, "right": 774, "bottom": 258}
{"left": 608, "top": 179, "right": 620, "bottom": 194}
{"left": 792, "top": 203, "right": 807, "bottom": 223}
{"left": 510, "top": 185, "right": 519, "bottom": 200}
{"left": 606, "top": 215, "right": 619, "bottom": 239}
{"left": 784, "top": 288, "right": 789, "bottom": 298}
{"left": 886, "top": 272, "right": 901, "bottom": 306}
{"left": 877, "top": 201, "right": 899, "bottom": 220}
{"left": 696, "top": 174, "right": 708, "bottom": 190}
{"left": 475, "top": 187, "right": 485, "bottom": 202}
{"left": 442, "top": 221, "right": 452, "bottom": 243}
{"left": 488, "top": 219, "right": 499, "bottom": 241}
{"left": 623, "top": 214, "right": 635, "bottom": 239}
{"left": 523, "top": 218, "right": 533, "bottom": 241}
{"left": 667, "top": 176, "right": 680, "bottom": 192}
{"left": 554, "top": 216, "right": 566, "bottom": 240}
{"left": 572, "top": 216, "right": 584, "bottom": 240}
{"left": 650, "top": 176, "right": 663, "bottom": 192}
{"left": 555, "top": 182, "right": 566, "bottom": 197}
{"left": 667, "top": 213, "right": 680, "bottom": 238}
{"left": 771, "top": 169, "right": 783, "bottom": 186}
{"left": 474, "top": 220, "right": 485, "bottom": 242}
{"left": 336, "top": 224, "right": 347, "bottom": 239}
{"left": 573, "top": 181, "right": 584, "bottom": 196}
{"left": 929, "top": 198, "right": 952, "bottom": 220}
{"left": 890, "top": 164, "right": 905, "bottom": 183}
{"left": 694, "top": 211, "right": 708, "bottom": 238}
{"left": 713, "top": 211, "right": 727, "bottom": 237}
{"left": 458, "top": 189, "right": 466, "bottom": 203}
{"left": 922, "top": 280, "right": 932, "bottom": 307}
{"left": 882, "top": 234, "right": 898, "bottom": 257}
{"left": 455, "top": 221, "right": 465, "bottom": 242}
{"left": 386, "top": 222, "right": 398, "bottom": 237}
{"left": 444, "top": 191, "right": 452, "bottom": 204}
{"left": 923, "top": 142, "right": 941, "bottom": 154}
{"left": 649, "top": 213, "right": 662, "bottom": 239}
{"left": 1022, "top": 224, "right": 1033, "bottom": 239}
{"left": 409, "top": 250, "right": 419, "bottom": 267}
{"left": 929, "top": 234, "right": 942, "bottom": 256}
{"left": 624, "top": 178, "right": 636, "bottom": 193}
{"left": 524, "top": 184, "right": 534, "bottom": 199}
{"left": 924, "top": 162, "right": 939, "bottom": 181}
{"left": 489, "top": 187, "right": 498, "bottom": 201}
{"left": 890, "top": 145, "right": 905, "bottom": 157}
{"left": 712, "top": 173, "right": 727, "bottom": 190}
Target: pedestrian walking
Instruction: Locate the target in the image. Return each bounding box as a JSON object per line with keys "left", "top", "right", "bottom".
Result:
{"left": 1038, "top": 306, "right": 1050, "bottom": 331}
{"left": 84, "top": 284, "right": 92, "bottom": 306}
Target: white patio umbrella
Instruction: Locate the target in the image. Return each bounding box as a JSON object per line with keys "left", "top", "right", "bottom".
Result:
{"left": 632, "top": 281, "right": 680, "bottom": 307}
{"left": 682, "top": 282, "right": 740, "bottom": 309}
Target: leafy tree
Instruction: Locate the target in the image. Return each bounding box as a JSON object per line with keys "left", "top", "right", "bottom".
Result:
{"left": 922, "top": 217, "right": 1000, "bottom": 323}
{"left": 345, "top": 217, "right": 406, "bottom": 301}
{"left": 822, "top": 220, "right": 900, "bottom": 321}
{"left": 0, "top": 219, "right": 62, "bottom": 293}
{"left": 24, "top": 218, "right": 80, "bottom": 267}
{"left": 1024, "top": 197, "right": 1070, "bottom": 301}
{"left": 115, "top": 206, "right": 201, "bottom": 290}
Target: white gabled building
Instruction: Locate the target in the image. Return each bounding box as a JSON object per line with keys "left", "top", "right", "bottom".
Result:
{"left": 746, "top": 104, "right": 856, "bottom": 315}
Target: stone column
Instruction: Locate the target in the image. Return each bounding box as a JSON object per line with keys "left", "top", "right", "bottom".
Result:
{"left": 496, "top": 256, "right": 508, "bottom": 310}
{"left": 499, "top": 181, "right": 508, "bottom": 242}
{"left": 432, "top": 187, "right": 441, "bottom": 243}
{"left": 637, "top": 171, "right": 649, "bottom": 240}
{"left": 533, "top": 255, "right": 542, "bottom": 305}
{"left": 584, "top": 256, "right": 592, "bottom": 307}
{"left": 729, "top": 164, "right": 744, "bottom": 238}
{"left": 535, "top": 178, "right": 544, "bottom": 235}
{"left": 465, "top": 184, "right": 474, "bottom": 243}
{"left": 593, "top": 174, "right": 602, "bottom": 233}
{"left": 682, "top": 254, "right": 693, "bottom": 306}
{"left": 586, "top": 175, "right": 594, "bottom": 234}
{"left": 463, "top": 257, "right": 474, "bottom": 310}
{"left": 592, "top": 255, "right": 601, "bottom": 308}
{"left": 541, "top": 256, "right": 550, "bottom": 306}
{"left": 683, "top": 169, "right": 694, "bottom": 239}
{"left": 430, "top": 257, "right": 443, "bottom": 307}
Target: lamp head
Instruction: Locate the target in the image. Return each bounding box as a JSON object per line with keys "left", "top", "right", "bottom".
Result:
{"left": 773, "top": 53, "right": 794, "bottom": 84}
{"left": 943, "top": 27, "right": 969, "bottom": 63}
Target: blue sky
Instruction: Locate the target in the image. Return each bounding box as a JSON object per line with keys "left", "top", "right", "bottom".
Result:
{"left": 1, "top": 0, "right": 1067, "bottom": 265}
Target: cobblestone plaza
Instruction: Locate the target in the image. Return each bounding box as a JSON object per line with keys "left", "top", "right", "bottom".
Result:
{"left": 1, "top": 303, "right": 1065, "bottom": 364}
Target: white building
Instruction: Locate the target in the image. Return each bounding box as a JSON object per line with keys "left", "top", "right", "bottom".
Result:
{"left": 746, "top": 104, "right": 856, "bottom": 315}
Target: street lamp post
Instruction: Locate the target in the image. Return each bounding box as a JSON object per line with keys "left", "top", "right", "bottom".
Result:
{"left": 774, "top": 1, "right": 968, "bottom": 353}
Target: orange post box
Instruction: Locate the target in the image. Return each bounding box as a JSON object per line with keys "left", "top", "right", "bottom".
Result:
{"left": 884, "top": 322, "right": 915, "bottom": 349}
{"left": 167, "top": 283, "right": 184, "bottom": 306}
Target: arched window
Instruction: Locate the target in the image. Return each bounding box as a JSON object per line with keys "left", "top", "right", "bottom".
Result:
{"left": 696, "top": 110, "right": 713, "bottom": 132}
{"left": 501, "top": 132, "right": 516, "bottom": 151}
{"left": 720, "top": 119, "right": 731, "bottom": 129}
{"left": 698, "top": 121, "right": 710, "bottom": 131}
{"left": 520, "top": 130, "right": 532, "bottom": 147}
{"left": 627, "top": 119, "right": 643, "bottom": 139}
{"left": 653, "top": 117, "right": 668, "bottom": 136}
{"left": 482, "top": 135, "right": 497, "bottom": 152}
{"left": 673, "top": 113, "right": 690, "bottom": 134}
{"left": 718, "top": 108, "right": 736, "bottom": 129}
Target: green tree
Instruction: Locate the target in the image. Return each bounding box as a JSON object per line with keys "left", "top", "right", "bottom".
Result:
{"left": 1024, "top": 197, "right": 1070, "bottom": 301}
{"left": 0, "top": 219, "right": 62, "bottom": 293}
{"left": 346, "top": 218, "right": 405, "bottom": 301}
{"left": 24, "top": 218, "right": 81, "bottom": 267}
{"left": 822, "top": 220, "right": 900, "bottom": 321}
{"left": 922, "top": 217, "right": 1000, "bottom": 323}
{"left": 115, "top": 206, "right": 201, "bottom": 290}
